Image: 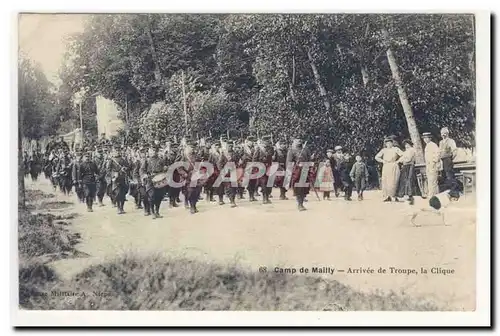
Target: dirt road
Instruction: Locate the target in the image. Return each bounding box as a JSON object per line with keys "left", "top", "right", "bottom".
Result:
{"left": 27, "top": 178, "right": 476, "bottom": 310}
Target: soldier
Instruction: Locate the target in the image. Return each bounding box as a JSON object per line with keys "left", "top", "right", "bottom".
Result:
{"left": 217, "top": 141, "right": 238, "bottom": 208}
{"left": 272, "top": 138, "right": 289, "bottom": 200}
{"left": 254, "top": 135, "right": 274, "bottom": 204}
{"left": 180, "top": 139, "right": 204, "bottom": 214}
{"left": 140, "top": 144, "right": 168, "bottom": 219}
{"left": 242, "top": 136, "right": 258, "bottom": 202}
{"left": 331, "top": 145, "right": 345, "bottom": 197}
{"left": 72, "top": 148, "right": 85, "bottom": 203}
{"left": 129, "top": 144, "right": 143, "bottom": 210}
{"left": 286, "top": 138, "right": 313, "bottom": 211}
{"left": 94, "top": 146, "right": 107, "bottom": 207}
{"left": 165, "top": 143, "right": 181, "bottom": 208}
{"left": 200, "top": 137, "right": 217, "bottom": 202}
{"left": 106, "top": 145, "right": 129, "bottom": 214}
{"left": 57, "top": 147, "right": 73, "bottom": 195}
{"left": 103, "top": 144, "right": 117, "bottom": 207}
{"left": 72, "top": 150, "right": 98, "bottom": 212}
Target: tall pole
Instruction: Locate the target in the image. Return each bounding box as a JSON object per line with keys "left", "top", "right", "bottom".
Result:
{"left": 125, "top": 94, "right": 129, "bottom": 145}
{"left": 181, "top": 70, "right": 188, "bottom": 136}
{"left": 79, "top": 100, "right": 84, "bottom": 148}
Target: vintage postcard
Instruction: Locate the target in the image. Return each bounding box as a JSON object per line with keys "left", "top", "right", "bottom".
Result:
{"left": 13, "top": 11, "right": 490, "bottom": 327}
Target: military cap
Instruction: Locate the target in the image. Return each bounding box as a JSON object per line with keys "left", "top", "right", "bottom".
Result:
{"left": 327, "top": 149, "right": 334, "bottom": 153}
{"left": 422, "top": 132, "right": 432, "bottom": 138}
{"left": 334, "top": 145, "right": 343, "bottom": 151}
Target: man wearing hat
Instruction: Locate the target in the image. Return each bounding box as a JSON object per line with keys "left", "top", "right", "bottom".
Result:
{"left": 439, "top": 127, "right": 457, "bottom": 182}
{"left": 422, "top": 132, "right": 440, "bottom": 198}
{"left": 286, "top": 137, "right": 312, "bottom": 211}
{"left": 254, "top": 135, "right": 275, "bottom": 204}
{"left": 72, "top": 147, "right": 85, "bottom": 203}
{"left": 242, "top": 136, "right": 258, "bottom": 202}
{"left": 106, "top": 144, "right": 130, "bottom": 214}
{"left": 94, "top": 145, "right": 108, "bottom": 207}
{"left": 128, "top": 144, "right": 144, "bottom": 210}
{"left": 140, "top": 143, "right": 168, "bottom": 218}
{"left": 272, "top": 138, "right": 289, "bottom": 200}
{"left": 332, "top": 145, "right": 345, "bottom": 197}
{"left": 72, "top": 149, "right": 99, "bottom": 212}
{"left": 180, "top": 138, "right": 205, "bottom": 213}
{"left": 165, "top": 142, "right": 182, "bottom": 208}
{"left": 56, "top": 146, "right": 73, "bottom": 196}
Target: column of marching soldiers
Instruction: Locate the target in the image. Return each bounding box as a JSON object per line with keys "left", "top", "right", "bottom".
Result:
{"left": 23, "top": 134, "right": 359, "bottom": 218}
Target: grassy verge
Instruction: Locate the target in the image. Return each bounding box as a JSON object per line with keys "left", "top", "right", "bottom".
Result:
{"left": 22, "top": 254, "right": 438, "bottom": 311}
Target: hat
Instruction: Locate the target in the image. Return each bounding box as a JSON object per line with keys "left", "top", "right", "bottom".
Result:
{"left": 334, "top": 146, "right": 342, "bottom": 151}
{"left": 384, "top": 137, "right": 394, "bottom": 143}
{"left": 327, "top": 149, "right": 334, "bottom": 153}
{"left": 422, "top": 132, "right": 432, "bottom": 138}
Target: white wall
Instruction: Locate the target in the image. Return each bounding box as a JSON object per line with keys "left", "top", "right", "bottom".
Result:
{"left": 96, "top": 95, "right": 125, "bottom": 139}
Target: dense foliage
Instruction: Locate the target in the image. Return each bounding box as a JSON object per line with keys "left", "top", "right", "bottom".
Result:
{"left": 25, "top": 14, "right": 476, "bottom": 158}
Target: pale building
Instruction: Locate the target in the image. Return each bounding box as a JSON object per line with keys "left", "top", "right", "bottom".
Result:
{"left": 95, "top": 95, "right": 125, "bottom": 139}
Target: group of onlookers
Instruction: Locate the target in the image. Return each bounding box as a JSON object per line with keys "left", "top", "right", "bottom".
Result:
{"left": 375, "top": 127, "right": 458, "bottom": 205}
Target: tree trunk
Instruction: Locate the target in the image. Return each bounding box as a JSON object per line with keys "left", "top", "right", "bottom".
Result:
{"left": 145, "top": 15, "right": 162, "bottom": 87}
{"left": 360, "top": 64, "right": 369, "bottom": 86}
{"left": 307, "top": 48, "right": 331, "bottom": 114}
{"left": 382, "top": 29, "right": 425, "bottom": 164}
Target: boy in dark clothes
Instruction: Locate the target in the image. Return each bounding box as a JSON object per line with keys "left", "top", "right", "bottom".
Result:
{"left": 350, "top": 155, "right": 369, "bottom": 200}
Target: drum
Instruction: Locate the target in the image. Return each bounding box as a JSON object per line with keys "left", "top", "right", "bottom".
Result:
{"left": 152, "top": 172, "right": 169, "bottom": 189}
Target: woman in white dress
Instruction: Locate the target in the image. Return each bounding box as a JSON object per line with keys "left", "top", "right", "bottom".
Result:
{"left": 375, "top": 137, "right": 403, "bottom": 202}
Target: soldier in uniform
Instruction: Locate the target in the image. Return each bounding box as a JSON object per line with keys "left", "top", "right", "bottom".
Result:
{"left": 106, "top": 144, "right": 129, "bottom": 214}
{"left": 241, "top": 136, "right": 258, "bottom": 202}
{"left": 140, "top": 144, "right": 168, "bottom": 219}
{"left": 200, "top": 137, "right": 217, "bottom": 202}
{"left": 72, "top": 150, "right": 98, "bottom": 212}
{"left": 254, "top": 135, "right": 274, "bottom": 204}
{"left": 272, "top": 138, "right": 289, "bottom": 200}
{"left": 179, "top": 139, "right": 204, "bottom": 214}
{"left": 72, "top": 148, "right": 85, "bottom": 203}
{"left": 129, "top": 144, "right": 144, "bottom": 210}
{"left": 94, "top": 146, "right": 107, "bottom": 207}
{"left": 165, "top": 143, "right": 181, "bottom": 208}
{"left": 286, "top": 138, "right": 313, "bottom": 211}
{"left": 217, "top": 141, "right": 238, "bottom": 208}
{"left": 57, "top": 147, "right": 73, "bottom": 195}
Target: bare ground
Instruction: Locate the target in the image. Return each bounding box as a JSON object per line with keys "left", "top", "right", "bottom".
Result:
{"left": 26, "top": 178, "right": 476, "bottom": 310}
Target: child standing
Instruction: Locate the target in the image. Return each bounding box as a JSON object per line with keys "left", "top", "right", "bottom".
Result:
{"left": 316, "top": 159, "right": 335, "bottom": 200}
{"left": 350, "top": 155, "right": 369, "bottom": 200}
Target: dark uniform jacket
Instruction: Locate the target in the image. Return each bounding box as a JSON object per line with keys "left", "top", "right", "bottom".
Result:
{"left": 73, "top": 160, "right": 98, "bottom": 184}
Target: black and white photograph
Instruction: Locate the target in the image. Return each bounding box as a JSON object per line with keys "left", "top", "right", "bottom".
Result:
{"left": 13, "top": 11, "right": 490, "bottom": 327}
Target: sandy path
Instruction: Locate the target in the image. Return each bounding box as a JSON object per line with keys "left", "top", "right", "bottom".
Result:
{"left": 27, "top": 178, "right": 476, "bottom": 310}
